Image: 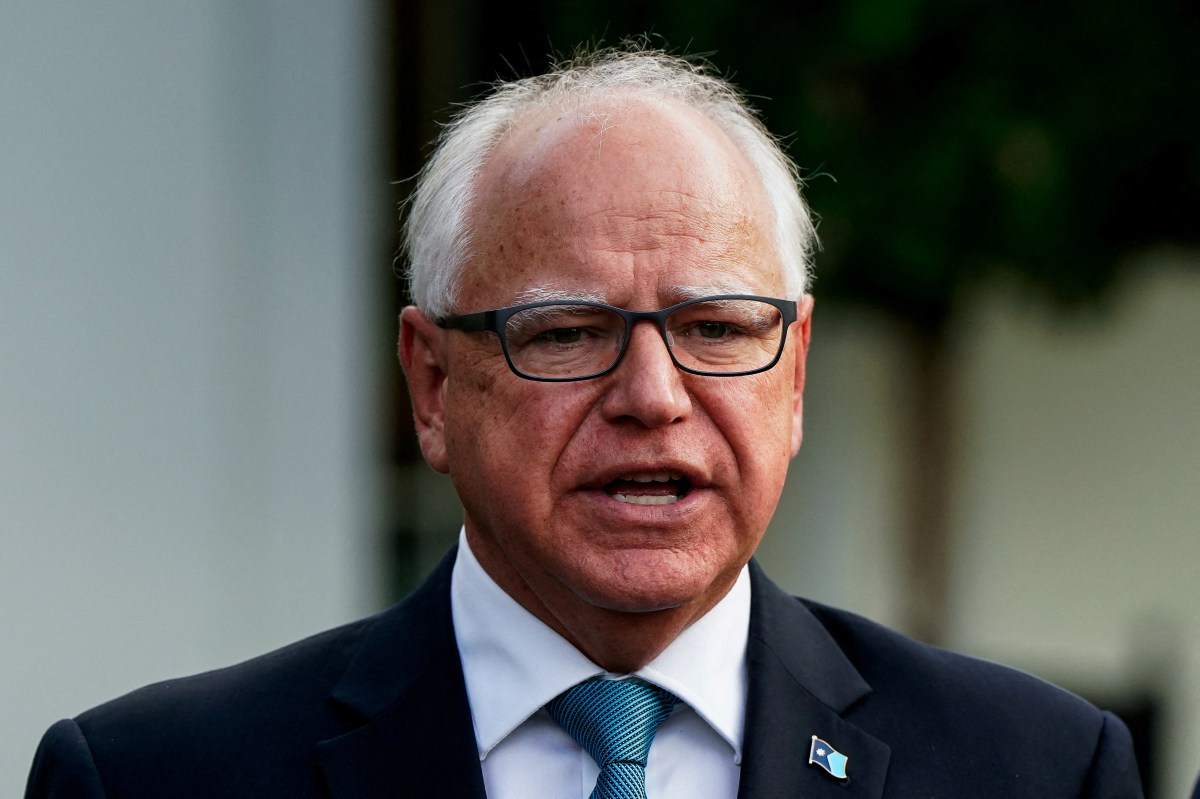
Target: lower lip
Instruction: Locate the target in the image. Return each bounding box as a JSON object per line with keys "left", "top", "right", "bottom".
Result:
{"left": 574, "top": 486, "right": 709, "bottom": 522}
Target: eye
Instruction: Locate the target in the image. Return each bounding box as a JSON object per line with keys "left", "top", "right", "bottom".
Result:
{"left": 506, "top": 306, "right": 614, "bottom": 348}
{"left": 695, "top": 321, "right": 731, "bottom": 339}
{"left": 539, "top": 328, "right": 585, "bottom": 344}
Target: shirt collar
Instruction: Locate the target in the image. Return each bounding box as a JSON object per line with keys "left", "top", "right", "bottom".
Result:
{"left": 450, "top": 530, "right": 750, "bottom": 762}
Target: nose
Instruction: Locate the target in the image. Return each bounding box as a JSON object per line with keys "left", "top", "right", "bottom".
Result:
{"left": 600, "top": 321, "right": 692, "bottom": 427}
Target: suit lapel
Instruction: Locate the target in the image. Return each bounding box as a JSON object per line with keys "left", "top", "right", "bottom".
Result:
{"left": 738, "top": 562, "right": 890, "bottom": 798}
{"left": 317, "top": 550, "right": 487, "bottom": 799}
{"left": 313, "top": 553, "right": 891, "bottom": 798}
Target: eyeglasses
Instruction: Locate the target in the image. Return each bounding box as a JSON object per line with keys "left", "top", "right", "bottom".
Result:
{"left": 437, "top": 294, "right": 798, "bottom": 382}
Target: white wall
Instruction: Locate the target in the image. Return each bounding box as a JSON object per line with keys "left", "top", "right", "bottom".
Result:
{"left": 951, "top": 260, "right": 1200, "bottom": 799}
{"left": 0, "top": 3, "right": 383, "bottom": 793}
{"left": 763, "top": 260, "right": 1200, "bottom": 798}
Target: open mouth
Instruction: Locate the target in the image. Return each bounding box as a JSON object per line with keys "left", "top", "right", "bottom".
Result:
{"left": 602, "top": 472, "right": 693, "bottom": 506}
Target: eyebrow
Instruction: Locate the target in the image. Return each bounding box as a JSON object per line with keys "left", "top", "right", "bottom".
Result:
{"left": 512, "top": 286, "right": 608, "bottom": 305}
{"left": 666, "top": 282, "right": 757, "bottom": 303}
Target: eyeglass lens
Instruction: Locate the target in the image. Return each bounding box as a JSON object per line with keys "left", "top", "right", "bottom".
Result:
{"left": 502, "top": 299, "right": 785, "bottom": 379}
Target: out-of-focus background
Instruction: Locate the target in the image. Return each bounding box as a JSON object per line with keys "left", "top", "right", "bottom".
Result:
{"left": 2, "top": 2, "right": 1196, "bottom": 796}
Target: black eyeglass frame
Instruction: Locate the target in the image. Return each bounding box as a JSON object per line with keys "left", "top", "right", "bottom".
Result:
{"left": 436, "top": 293, "right": 799, "bottom": 382}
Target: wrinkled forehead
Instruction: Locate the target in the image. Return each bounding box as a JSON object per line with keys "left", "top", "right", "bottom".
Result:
{"left": 460, "top": 95, "right": 779, "bottom": 308}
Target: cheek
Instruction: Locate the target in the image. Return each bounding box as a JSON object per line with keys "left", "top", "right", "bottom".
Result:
{"left": 705, "top": 374, "right": 796, "bottom": 504}
{"left": 442, "top": 373, "right": 595, "bottom": 500}
{"left": 714, "top": 374, "right": 795, "bottom": 450}
{"left": 445, "top": 380, "right": 518, "bottom": 482}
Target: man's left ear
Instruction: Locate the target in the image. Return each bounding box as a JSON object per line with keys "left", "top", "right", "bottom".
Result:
{"left": 790, "top": 295, "right": 815, "bottom": 457}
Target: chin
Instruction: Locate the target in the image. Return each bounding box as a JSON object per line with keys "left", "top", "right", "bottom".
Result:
{"left": 570, "top": 547, "right": 737, "bottom": 615}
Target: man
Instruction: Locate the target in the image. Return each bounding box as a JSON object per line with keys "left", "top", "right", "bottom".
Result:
{"left": 27, "top": 48, "right": 1141, "bottom": 798}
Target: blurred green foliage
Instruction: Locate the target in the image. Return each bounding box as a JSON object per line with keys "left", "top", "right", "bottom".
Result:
{"left": 466, "top": 0, "right": 1199, "bottom": 327}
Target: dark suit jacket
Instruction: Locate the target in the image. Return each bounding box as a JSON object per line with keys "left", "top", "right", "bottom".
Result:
{"left": 27, "top": 551, "right": 1142, "bottom": 797}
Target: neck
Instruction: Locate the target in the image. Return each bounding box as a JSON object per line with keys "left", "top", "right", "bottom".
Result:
{"left": 465, "top": 529, "right": 737, "bottom": 673}
{"left": 543, "top": 602, "right": 711, "bottom": 674}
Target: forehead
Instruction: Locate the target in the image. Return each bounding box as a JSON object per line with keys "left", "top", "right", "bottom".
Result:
{"left": 459, "top": 96, "right": 780, "bottom": 308}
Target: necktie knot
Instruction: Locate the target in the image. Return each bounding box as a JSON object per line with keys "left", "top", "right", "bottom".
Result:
{"left": 546, "top": 677, "right": 679, "bottom": 798}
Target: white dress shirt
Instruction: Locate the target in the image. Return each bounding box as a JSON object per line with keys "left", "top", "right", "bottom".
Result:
{"left": 451, "top": 531, "right": 749, "bottom": 799}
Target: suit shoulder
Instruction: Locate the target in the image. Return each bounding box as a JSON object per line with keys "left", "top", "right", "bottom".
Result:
{"left": 34, "top": 552, "right": 461, "bottom": 797}
{"left": 79, "top": 613, "right": 376, "bottom": 731}
{"left": 795, "top": 598, "right": 1141, "bottom": 795}
{"left": 56, "top": 612, "right": 382, "bottom": 797}
{"left": 799, "top": 598, "right": 1111, "bottom": 731}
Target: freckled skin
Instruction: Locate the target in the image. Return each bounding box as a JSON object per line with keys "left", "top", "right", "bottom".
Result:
{"left": 400, "top": 97, "right": 813, "bottom": 671}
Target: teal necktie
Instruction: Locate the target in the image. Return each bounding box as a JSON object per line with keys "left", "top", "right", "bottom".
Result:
{"left": 546, "top": 677, "right": 680, "bottom": 799}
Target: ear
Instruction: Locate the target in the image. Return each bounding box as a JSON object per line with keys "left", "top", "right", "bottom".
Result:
{"left": 790, "top": 295, "right": 815, "bottom": 457}
{"left": 398, "top": 306, "right": 451, "bottom": 474}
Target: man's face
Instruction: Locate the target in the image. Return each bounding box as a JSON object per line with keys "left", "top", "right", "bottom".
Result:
{"left": 402, "top": 99, "right": 812, "bottom": 650}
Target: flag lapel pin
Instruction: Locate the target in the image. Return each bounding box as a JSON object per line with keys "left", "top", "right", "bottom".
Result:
{"left": 808, "top": 734, "right": 849, "bottom": 780}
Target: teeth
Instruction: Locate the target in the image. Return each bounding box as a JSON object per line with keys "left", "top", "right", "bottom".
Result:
{"left": 614, "top": 493, "right": 680, "bottom": 505}
{"left": 621, "top": 472, "right": 681, "bottom": 483}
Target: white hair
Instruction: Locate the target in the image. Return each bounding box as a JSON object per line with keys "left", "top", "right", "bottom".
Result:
{"left": 402, "top": 47, "right": 817, "bottom": 318}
